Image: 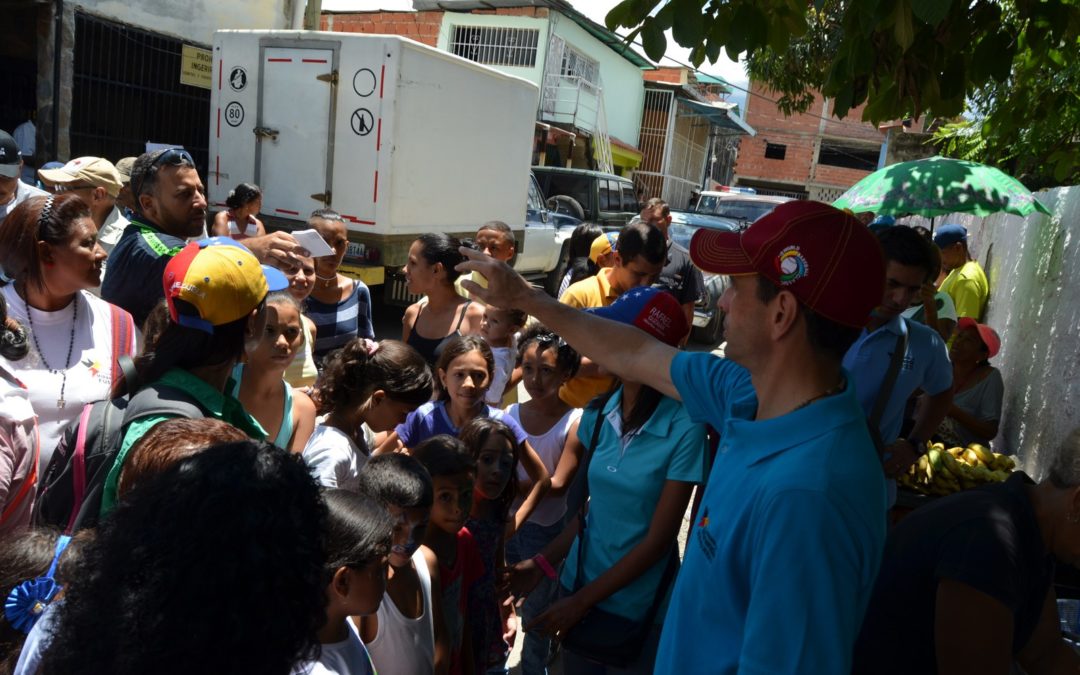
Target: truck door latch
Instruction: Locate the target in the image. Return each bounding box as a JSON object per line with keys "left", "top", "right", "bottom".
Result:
{"left": 253, "top": 126, "right": 279, "bottom": 141}
{"left": 310, "top": 191, "right": 331, "bottom": 204}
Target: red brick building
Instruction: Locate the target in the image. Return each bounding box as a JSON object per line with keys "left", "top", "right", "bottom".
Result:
{"left": 733, "top": 81, "right": 909, "bottom": 202}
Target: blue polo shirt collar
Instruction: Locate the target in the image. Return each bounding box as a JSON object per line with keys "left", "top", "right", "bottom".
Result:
{"left": 722, "top": 371, "right": 864, "bottom": 468}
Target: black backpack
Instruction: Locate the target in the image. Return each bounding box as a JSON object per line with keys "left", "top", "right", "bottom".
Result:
{"left": 33, "top": 381, "right": 207, "bottom": 532}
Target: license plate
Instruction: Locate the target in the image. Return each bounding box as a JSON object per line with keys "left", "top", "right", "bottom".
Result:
{"left": 346, "top": 242, "right": 366, "bottom": 259}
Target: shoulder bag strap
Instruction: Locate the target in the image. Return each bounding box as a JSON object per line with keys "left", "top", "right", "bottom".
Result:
{"left": 571, "top": 394, "right": 613, "bottom": 591}
{"left": 64, "top": 403, "right": 97, "bottom": 533}
{"left": 868, "top": 319, "right": 910, "bottom": 457}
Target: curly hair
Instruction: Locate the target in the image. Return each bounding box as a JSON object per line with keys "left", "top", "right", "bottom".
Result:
{"left": 0, "top": 194, "right": 92, "bottom": 293}
{"left": 40, "top": 441, "right": 328, "bottom": 675}
{"left": 225, "top": 182, "right": 262, "bottom": 210}
{"left": 318, "top": 338, "right": 433, "bottom": 414}
{"left": 517, "top": 323, "right": 581, "bottom": 377}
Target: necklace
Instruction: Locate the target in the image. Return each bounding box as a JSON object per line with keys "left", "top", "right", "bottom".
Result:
{"left": 791, "top": 378, "right": 846, "bottom": 414}
{"left": 24, "top": 293, "right": 79, "bottom": 409}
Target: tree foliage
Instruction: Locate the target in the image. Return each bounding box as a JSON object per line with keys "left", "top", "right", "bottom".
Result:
{"left": 605, "top": 0, "right": 1080, "bottom": 185}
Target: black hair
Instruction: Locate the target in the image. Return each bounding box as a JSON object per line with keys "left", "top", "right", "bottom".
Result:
{"left": 567, "top": 223, "right": 604, "bottom": 260}
{"left": 435, "top": 335, "right": 495, "bottom": 402}
{"left": 415, "top": 233, "right": 466, "bottom": 283}
{"left": 0, "top": 194, "right": 92, "bottom": 294}
{"left": 0, "top": 292, "right": 29, "bottom": 361}
{"left": 265, "top": 288, "right": 302, "bottom": 313}
{"left": 225, "top": 182, "right": 262, "bottom": 210}
{"left": 477, "top": 220, "right": 514, "bottom": 244}
{"left": 133, "top": 311, "right": 254, "bottom": 387}
{"left": 877, "top": 225, "right": 939, "bottom": 283}
{"left": 130, "top": 148, "right": 196, "bottom": 202}
{"left": 756, "top": 276, "right": 860, "bottom": 363}
{"left": 489, "top": 305, "right": 527, "bottom": 329}
{"left": 322, "top": 489, "right": 393, "bottom": 572}
{"left": 411, "top": 434, "right": 476, "bottom": 479}
{"left": 517, "top": 323, "right": 581, "bottom": 378}
{"left": 40, "top": 441, "right": 328, "bottom": 675}
{"left": 319, "top": 338, "right": 433, "bottom": 413}
{"left": 616, "top": 221, "right": 666, "bottom": 265}
{"left": 357, "top": 453, "right": 434, "bottom": 509}
{"left": 587, "top": 383, "right": 664, "bottom": 438}
{"left": 459, "top": 417, "right": 520, "bottom": 523}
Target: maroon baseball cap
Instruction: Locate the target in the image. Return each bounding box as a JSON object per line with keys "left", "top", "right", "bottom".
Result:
{"left": 689, "top": 200, "right": 885, "bottom": 328}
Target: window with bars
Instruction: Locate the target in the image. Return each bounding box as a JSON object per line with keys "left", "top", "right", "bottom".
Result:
{"left": 449, "top": 26, "right": 540, "bottom": 67}
{"left": 561, "top": 46, "right": 599, "bottom": 91}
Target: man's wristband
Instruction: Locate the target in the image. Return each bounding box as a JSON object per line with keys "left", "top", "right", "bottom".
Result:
{"left": 533, "top": 553, "right": 557, "bottom": 580}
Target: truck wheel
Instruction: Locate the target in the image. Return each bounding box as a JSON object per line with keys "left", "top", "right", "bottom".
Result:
{"left": 691, "top": 309, "right": 725, "bottom": 346}
{"left": 544, "top": 241, "right": 571, "bottom": 297}
{"left": 547, "top": 195, "right": 585, "bottom": 221}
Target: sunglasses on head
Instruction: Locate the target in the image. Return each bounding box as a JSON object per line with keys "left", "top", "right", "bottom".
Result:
{"left": 133, "top": 148, "right": 195, "bottom": 198}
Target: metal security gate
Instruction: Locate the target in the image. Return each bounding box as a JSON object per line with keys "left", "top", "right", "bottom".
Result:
{"left": 71, "top": 12, "right": 210, "bottom": 175}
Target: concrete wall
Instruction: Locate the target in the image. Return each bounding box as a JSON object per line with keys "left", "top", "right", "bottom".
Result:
{"left": 905, "top": 186, "right": 1079, "bottom": 478}
{"left": 550, "top": 14, "right": 643, "bottom": 146}
{"left": 75, "top": 0, "right": 292, "bottom": 45}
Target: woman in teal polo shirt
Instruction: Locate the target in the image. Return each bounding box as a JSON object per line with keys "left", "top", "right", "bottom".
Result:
{"left": 504, "top": 288, "right": 707, "bottom": 674}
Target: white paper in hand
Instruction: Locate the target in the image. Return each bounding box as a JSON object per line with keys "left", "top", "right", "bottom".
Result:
{"left": 291, "top": 229, "right": 335, "bottom": 258}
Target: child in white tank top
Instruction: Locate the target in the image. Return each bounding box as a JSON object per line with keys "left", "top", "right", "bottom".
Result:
{"left": 353, "top": 454, "right": 447, "bottom": 675}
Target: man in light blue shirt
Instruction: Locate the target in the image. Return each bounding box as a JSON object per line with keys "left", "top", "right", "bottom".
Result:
{"left": 843, "top": 225, "right": 953, "bottom": 499}
{"left": 457, "top": 201, "right": 891, "bottom": 673}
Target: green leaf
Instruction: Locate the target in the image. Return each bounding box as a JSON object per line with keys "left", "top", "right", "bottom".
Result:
{"left": 909, "top": 0, "right": 951, "bottom": 27}
{"left": 653, "top": 3, "right": 675, "bottom": 31}
{"left": 672, "top": 0, "right": 706, "bottom": 47}
{"left": 832, "top": 82, "right": 855, "bottom": 119}
{"left": 641, "top": 19, "right": 668, "bottom": 62}
{"left": 604, "top": 0, "right": 636, "bottom": 30}
{"left": 893, "top": 0, "right": 915, "bottom": 51}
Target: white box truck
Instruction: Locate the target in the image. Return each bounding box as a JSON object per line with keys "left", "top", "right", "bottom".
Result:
{"left": 208, "top": 30, "right": 545, "bottom": 301}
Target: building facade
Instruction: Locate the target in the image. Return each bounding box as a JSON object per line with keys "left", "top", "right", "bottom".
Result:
{"left": 322, "top": 0, "right": 650, "bottom": 176}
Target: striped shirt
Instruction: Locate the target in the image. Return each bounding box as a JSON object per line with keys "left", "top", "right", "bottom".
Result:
{"left": 305, "top": 279, "right": 374, "bottom": 363}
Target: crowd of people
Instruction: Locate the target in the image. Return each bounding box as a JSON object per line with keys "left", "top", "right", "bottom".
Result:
{"left": 0, "top": 126, "right": 1075, "bottom": 675}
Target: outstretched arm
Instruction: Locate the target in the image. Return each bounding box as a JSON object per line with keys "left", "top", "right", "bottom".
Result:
{"left": 456, "top": 249, "right": 681, "bottom": 401}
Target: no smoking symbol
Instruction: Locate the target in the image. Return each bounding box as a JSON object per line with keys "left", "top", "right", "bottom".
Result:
{"left": 351, "top": 108, "right": 374, "bottom": 136}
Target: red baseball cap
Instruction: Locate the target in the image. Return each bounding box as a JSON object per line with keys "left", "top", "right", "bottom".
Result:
{"left": 956, "top": 318, "right": 1000, "bottom": 358}
{"left": 689, "top": 201, "right": 885, "bottom": 328}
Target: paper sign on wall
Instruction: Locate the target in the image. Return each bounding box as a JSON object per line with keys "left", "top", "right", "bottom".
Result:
{"left": 180, "top": 45, "right": 213, "bottom": 90}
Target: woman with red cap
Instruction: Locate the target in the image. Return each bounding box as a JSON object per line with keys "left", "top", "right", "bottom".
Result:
{"left": 936, "top": 318, "right": 1004, "bottom": 447}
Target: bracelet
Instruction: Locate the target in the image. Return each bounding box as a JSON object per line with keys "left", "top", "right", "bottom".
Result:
{"left": 532, "top": 553, "right": 557, "bottom": 580}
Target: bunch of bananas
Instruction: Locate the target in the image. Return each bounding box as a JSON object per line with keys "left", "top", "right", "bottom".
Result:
{"left": 898, "top": 442, "right": 1015, "bottom": 497}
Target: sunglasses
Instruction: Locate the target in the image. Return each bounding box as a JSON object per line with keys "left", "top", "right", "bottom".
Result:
{"left": 54, "top": 183, "right": 97, "bottom": 193}
{"left": 133, "top": 148, "right": 195, "bottom": 198}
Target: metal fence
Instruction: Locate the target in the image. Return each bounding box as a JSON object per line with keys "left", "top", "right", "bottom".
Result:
{"left": 71, "top": 11, "right": 210, "bottom": 175}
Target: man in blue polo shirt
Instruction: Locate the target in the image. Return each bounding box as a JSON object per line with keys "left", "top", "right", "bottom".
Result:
{"left": 843, "top": 225, "right": 953, "bottom": 502}
{"left": 102, "top": 148, "right": 311, "bottom": 326}
{"left": 456, "top": 200, "right": 890, "bottom": 673}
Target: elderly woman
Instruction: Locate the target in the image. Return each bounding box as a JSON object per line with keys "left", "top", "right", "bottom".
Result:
{"left": 0, "top": 194, "right": 138, "bottom": 471}
{"left": 854, "top": 428, "right": 1080, "bottom": 673}
{"left": 937, "top": 318, "right": 1004, "bottom": 447}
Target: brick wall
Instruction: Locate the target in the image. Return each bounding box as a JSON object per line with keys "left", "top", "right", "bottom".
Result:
{"left": 321, "top": 6, "right": 550, "bottom": 46}
{"left": 321, "top": 10, "right": 445, "bottom": 46}
{"left": 734, "top": 81, "right": 881, "bottom": 191}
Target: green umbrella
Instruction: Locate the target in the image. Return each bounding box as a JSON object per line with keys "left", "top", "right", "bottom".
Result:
{"left": 833, "top": 156, "right": 1051, "bottom": 218}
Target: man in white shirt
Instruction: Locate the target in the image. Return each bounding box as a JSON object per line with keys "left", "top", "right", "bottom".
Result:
{"left": 0, "top": 130, "right": 47, "bottom": 220}
{"left": 38, "top": 157, "right": 128, "bottom": 254}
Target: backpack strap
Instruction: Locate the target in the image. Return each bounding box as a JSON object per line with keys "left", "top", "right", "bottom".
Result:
{"left": 122, "top": 383, "right": 210, "bottom": 426}
{"left": 64, "top": 403, "right": 96, "bottom": 533}
{"left": 108, "top": 306, "right": 136, "bottom": 396}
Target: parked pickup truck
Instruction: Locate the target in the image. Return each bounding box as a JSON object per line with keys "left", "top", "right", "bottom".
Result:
{"left": 517, "top": 172, "right": 582, "bottom": 295}
{"left": 209, "top": 30, "right": 541, "bottom": 303}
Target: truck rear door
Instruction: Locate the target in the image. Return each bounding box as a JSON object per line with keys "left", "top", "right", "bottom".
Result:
{"left": 257, "top": 46, "right": 335, "bottom": 220}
